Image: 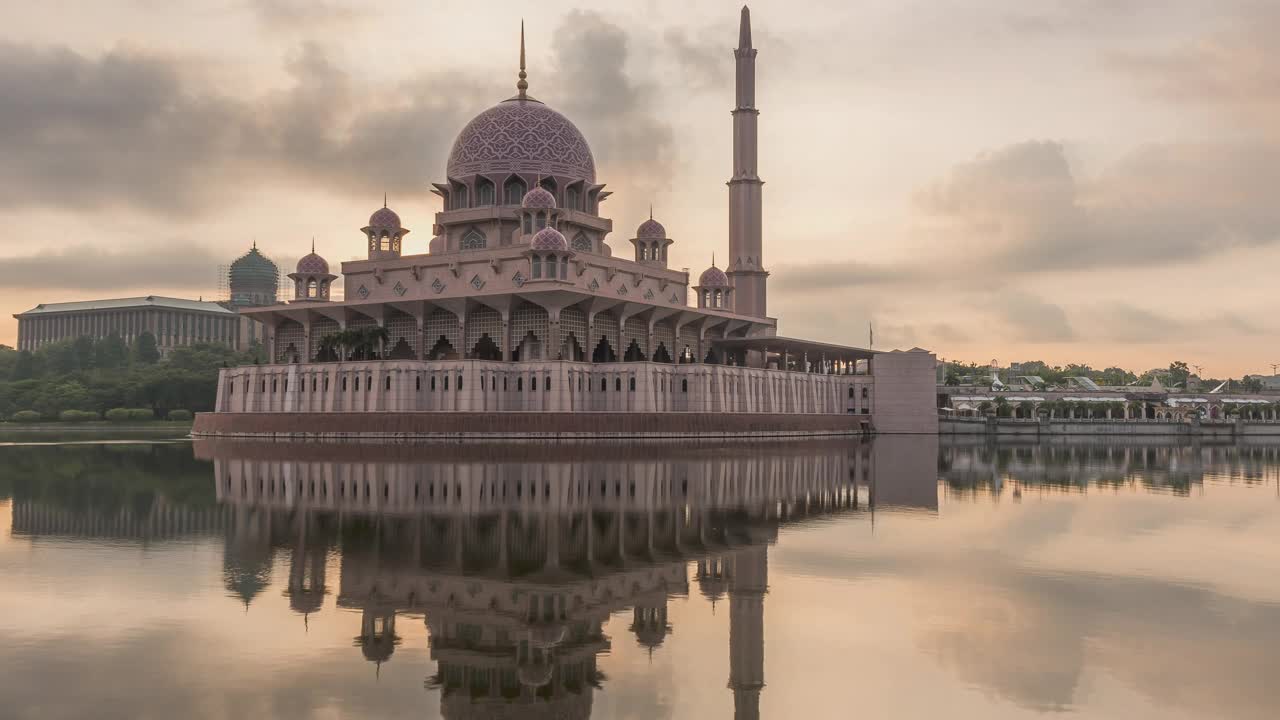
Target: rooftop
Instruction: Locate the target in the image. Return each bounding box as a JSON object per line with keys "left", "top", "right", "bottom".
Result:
{"left": 16, "top": 296, "right": 236, "bottom": 317}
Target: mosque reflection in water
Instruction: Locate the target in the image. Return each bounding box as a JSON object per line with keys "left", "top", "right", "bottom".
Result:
{"left": 190, "top": 438, "right": 926, "bottom": 720}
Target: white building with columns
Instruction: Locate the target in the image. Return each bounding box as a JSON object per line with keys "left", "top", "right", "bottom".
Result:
{"left": 202, "top": 7, "right": 937, "bottom": 437}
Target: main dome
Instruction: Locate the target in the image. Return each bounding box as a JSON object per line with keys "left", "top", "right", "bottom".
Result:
{"left": 447, "top": 98, "right": 596, "bottom": 184}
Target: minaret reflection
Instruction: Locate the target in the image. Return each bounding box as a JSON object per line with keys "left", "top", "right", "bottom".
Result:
{"left": 195, "top": 437, "right": 928, "bottom": 717}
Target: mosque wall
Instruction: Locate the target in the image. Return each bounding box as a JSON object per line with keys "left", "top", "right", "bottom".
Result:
{"left": 212, "top": 359, "right": 877, "bottom": 417}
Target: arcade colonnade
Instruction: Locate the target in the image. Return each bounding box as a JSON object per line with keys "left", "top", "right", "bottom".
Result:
{"left": 269, "top": 301, "right": 764, "bottom": 366}
{"left": 218, "top": 359, "right": 876, "bottom": 415}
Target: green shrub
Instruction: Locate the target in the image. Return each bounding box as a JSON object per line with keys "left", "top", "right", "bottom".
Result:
{"left": 127, "top": 408, "right": 155, "bottom": 421}
{"left": 58, "top": 409, "right": 99, "bottom": 422}
{"left": 10, "top": 410, "right": 42, "bottom": 423}
{"left": 167, "top": 409, "right": 193, "bottom": 422}
{"left": 104, "top": 408, "right": 132, "bottom": 422}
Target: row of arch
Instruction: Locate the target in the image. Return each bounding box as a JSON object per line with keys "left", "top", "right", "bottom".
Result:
{"left": 445, "top": 176, "right": 596, "bottom": 214}
{"left": 274, "top": 304, "right": 719, "bottom": 366}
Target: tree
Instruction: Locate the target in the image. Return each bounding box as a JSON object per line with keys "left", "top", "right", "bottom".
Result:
{"left": 10, "top": 351, "right": 34, "bottom": 381}
{"left": 134, "top": 331, "right": 161, "bottom": 364}
{"left": 1167, "top": 361, "right": 1190, "bottom": 388}
{"left": 94, "top": 333, "right": 129, "bottom": 369}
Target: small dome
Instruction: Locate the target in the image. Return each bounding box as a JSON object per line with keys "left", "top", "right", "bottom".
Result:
{"left": 295, "top": 252, "right": 329, "bottom": 275}
{"left": 637, "top": 218, "right": 667, "bottom": 239}
{"left": 522, "top": 185, "right": 557, "bottom": 209}
{"left": 368, "top": 206, "right": 402, "bottom": 229}
{"left": 428, "top": 234, "right": 445, "bottom": 254}
{"left": 698, "top": 265, "right": 729, "bottom": 287}
{"left": 530, "top": 226, "right": 568, "bottom": 251}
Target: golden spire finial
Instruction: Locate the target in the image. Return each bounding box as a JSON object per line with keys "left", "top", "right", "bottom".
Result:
{"left": 517, "top": 21, "right": 528, "bottom": 99}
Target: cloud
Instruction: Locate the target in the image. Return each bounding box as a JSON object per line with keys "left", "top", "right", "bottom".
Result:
{"left": 663, "top": 28, "right": 731, "bottom": 90}
{"left": 248, "top": 0, "right": 369, "bottom": 31}
{"left": 0, "top": 18, "right": 674, "bottom": 218}
{"left": 771, "top": 260, "right": 924, "bottom": 293}
{"left": 0, "top": 43, "right": 247, "bottom": 216}
{"left": 549, "top": 11, "right": 675, "bottom": 208}
{"left": 0, "top": 244, "right": 222, "bottom": 291}
{"left": 996, "top": 292, "right": 1076, "bottom": 342}
{"left": 915, "top": 140, "right": 1280, "bottom": 271}
{"left": 1107, "top": 3, "right": 1280, "bottom": 136}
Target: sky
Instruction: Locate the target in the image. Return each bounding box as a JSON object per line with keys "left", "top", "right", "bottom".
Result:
{"left": 0, "top": 0, "right": 1275, "bottom": 377}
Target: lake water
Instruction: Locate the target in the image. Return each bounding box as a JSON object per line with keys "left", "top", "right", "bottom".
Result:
{"left": 2, "top": 435, "right": 1278, "bottom": 719}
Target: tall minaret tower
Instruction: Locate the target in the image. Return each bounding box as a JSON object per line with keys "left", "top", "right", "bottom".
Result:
{"left": 728, "top": 5, "right": 769, "bottom": 319}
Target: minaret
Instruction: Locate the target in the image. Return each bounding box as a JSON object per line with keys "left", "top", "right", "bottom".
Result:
{"left": 727, "top": 544, "right": 768, "bottom": 720}
{"left": 727, "top": 6, "right": 768, "bottom": 319}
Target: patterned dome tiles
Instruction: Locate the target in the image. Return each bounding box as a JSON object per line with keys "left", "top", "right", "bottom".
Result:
{"left": 698, "top": 266, "right": 730, "bottom": 287}
{"left": 530, "top": 227, "right": 569, "bottom": 251}
{"left": 295, "top": 252, "right": 330, "bottom": 275}
{"left": 448, "top": 99, "right": 596, "bottom": 183}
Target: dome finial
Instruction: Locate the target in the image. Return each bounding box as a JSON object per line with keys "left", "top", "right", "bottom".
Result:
{"left": 649, "top": 203, "right": 653, "bottom": 220}
{"left": 311, "top": 237, "right": 315, "bottom": 253}
{"left": 517, "top": 21, "right": 529, "bottom": 99}
{"left": 383, "top": 192, "right": 387, "bottom": 208}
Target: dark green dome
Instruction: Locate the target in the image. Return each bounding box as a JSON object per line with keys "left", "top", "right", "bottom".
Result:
{"left": 230, "top": 247, "right": 279, "bottom": 285}
{"left": 228, "top": 246, "right": 279, "bottom": 307}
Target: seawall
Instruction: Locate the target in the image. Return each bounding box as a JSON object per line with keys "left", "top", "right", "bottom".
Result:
{"left": 941, "top": 417, "right": 1280, "bottom": 437}
{"left": 192, "top": 411, "right": 888, "bottom": 439}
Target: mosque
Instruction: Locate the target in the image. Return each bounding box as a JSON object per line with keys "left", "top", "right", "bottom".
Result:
{"left": 196, "top": 7, "right": 936, "bottom": 437}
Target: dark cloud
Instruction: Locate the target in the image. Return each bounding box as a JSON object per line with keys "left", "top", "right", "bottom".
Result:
{"left": 663, "top": 28, "right": 731, "bottom": 90}
{"left": 0, "top": 43, "right": 247, "bottom": 216}
{"left": 0, "top": 244, "right": 222, "bottom": 292}
{"left": 548, "top": 11, "right": 675, "bottom": 209}
{"left": 0, "top": 16, "right": 674, "bottom": 218}
{"left": 916, "top": 140, "right": 1280, "bottom": 270}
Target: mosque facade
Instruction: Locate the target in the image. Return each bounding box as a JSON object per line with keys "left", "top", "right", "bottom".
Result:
{"left": 198, "top": 7, "right": 936, "bottom": 437}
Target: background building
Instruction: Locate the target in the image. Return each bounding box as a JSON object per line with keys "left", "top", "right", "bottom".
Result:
{"left": 13, "top": 296, "right": 241, "bottom": 354}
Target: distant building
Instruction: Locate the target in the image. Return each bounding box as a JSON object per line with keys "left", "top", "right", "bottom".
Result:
{"left": 1245, "top": 375, "right": 1280, "bottom": 391}
{"left": 13, "top": 296, "right": 241, "bottom": 354}
{"left": 225, "top": 243, "right": 281, "bottom": 348}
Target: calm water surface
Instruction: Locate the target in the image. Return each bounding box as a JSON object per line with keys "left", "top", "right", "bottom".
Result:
{"left": 2, "top": 436, "right": 1278, "bottom": 719}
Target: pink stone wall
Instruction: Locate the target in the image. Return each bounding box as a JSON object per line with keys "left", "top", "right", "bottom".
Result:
{"left": 192, "top": 411, "right": 870, "bottom": 439}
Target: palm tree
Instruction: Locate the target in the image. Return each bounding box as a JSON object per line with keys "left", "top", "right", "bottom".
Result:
{"left": 365, "top": 326, "right": 390, "bottom": 360}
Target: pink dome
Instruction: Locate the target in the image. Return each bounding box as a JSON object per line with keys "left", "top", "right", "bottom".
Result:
{"left": 447, "top": 98, "right": 596, "bottom": 184}
{"left": 636, "top": 218, "right": 666, "bottom": 239}
{"left": 368, "top": 206, "right": 401, "bottom": 229}
{"left": 295, "top": 252, "right": 329, "bottom": 275}
{"left": 522, "top": 185, "right": 556, "bottom": 209}
{"left": 698, "top": 265, "right": 729, "bottom": 287}
{"left": 530, "top": 226, "right": 568, "bottom": 251}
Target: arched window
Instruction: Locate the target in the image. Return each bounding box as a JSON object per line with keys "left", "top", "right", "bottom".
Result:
{"left": 517, "top": 377, "right": 523, "bottom": 392}
{"left": 566, "top": 186, "right": 580, "bottom": 210}
{"left": 306, "top": 278, "right": 317, "bottom": 298}
{"left": 461, "top": 228, "right": 486, "bottom": 250}
{"left": 503, "top": 177, "right": 527, "bottom": 205}
{"left": 532, "top": 255, "right": 542, "bottom": 279}
{"left": 560, "top": 257, "right": 569, "bottom": 279}
{"left": 454, "top": 185, "right": 468, "bottom": 208}
{"left": 535, "top": 211, "right": 547, "bottom": 230}
{"left": 542, "top": 177, "right": 557, "bottom": 198}
{"left": 523, "top": 214, "right": 533, "bottom": 234}
{"left": 572, "top": 233, "right": 592, "bottom": 252}
{"left": 681, "top": 379, "right": 688, "bottom": 393}
{"left": 477, "top": 178, "right": 495, "bottom": 205}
